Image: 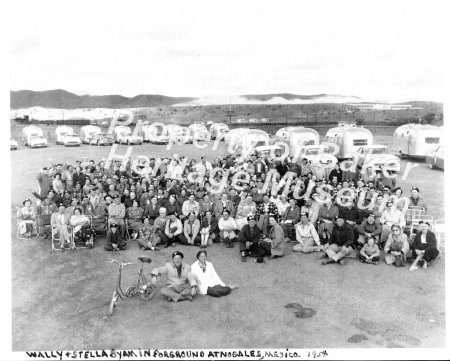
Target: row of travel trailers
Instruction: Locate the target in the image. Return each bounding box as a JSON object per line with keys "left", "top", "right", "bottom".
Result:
{"left": 19, "top": 123, "right": 442, "bottom": 158}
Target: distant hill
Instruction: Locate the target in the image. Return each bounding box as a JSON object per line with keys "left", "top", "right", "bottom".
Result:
{"left": 10, "top": 89, "right": 194, "bottom": 109}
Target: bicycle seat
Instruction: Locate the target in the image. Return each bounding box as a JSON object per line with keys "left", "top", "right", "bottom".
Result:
{"left": 138, "top": 256, "right": 152, "bottom": 263}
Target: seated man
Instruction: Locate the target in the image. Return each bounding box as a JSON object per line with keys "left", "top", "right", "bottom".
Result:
{"left": 218, "top": 210, "right": 238, "bottom": 248}
{"left": 162, "top": 214, "right": 183, "bottom": 247}
{"left": 280, "top": 198, "right": 301, "bottom": 240}
{"left": 104, "top": 222, "right": 127, "bottom": 251}
{"left": 150, "top": 251, "right": 197, "bottom": 302}
{"left": 108, "top": 195, "right": 126, "bottom": 238}
{"left": 356, "top": 213, "right": 381, "bottom": 247}
{"left": 239, "top": 215, "right": 263, "bottom": 262}
{"left": 320, "top": 216, "right": 355, "bottom": 265}
{"left": 409, "top": 221, "right": 439, "bottom": 271}
{"left": 179, "top": 212, "right": 201, "bottom": 246}
{"left": 36, "top": 196, "right": 57, "bottom": 238}
{"left": 50, "top": 205, "right": 72, "bottom": 251}
{"left": 293, "top": 212, "right": 321, "bottom": 253}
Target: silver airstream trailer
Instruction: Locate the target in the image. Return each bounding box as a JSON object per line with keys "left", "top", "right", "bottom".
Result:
{"left": 80, "top": 125, "right": 102, "bottom": 144}
{"left": 224, "top": 128, "right": 248, "bottom": 144}
{"left": 392, "top": 124, "right": 442, "bottom": 158}
{"left": 139, "top": 123, "right": 170, "bottom": 144}
{"left": 209, "top": 123, "right": 229, "bottom": 140}
{"left": 232, "top": 129, "right": 271, "bottom": 154}
{"left": 325, "top": 123, "right": 373, "bottom": 158}
{"left": 188, "top": 124, "right": 209, "bottom": 143}
{"left": 275, "top": 126, "right": 305, "bottom": 142}
{"left": 55, "top": 126, "right": 74, "bottom": 145}
{"left": 288, "top": 128, "right": 321, "bottom": 157}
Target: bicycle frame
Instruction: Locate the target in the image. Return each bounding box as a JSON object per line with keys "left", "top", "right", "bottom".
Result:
{"left": 107, "top": 258, "right": 155, "bottom": 315}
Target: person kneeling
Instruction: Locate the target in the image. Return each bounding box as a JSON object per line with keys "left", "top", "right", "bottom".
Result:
{"left": 191, "top": 250, "right": 238, "bottom": 297}
{"left": 150, "top": 251, "right": 197, "bottom": 302}
{"left": 358, "top": 236, "right": 380, "bottom": 265}
{"left": 104, "top": 222, "right": 127, "bottom": 251}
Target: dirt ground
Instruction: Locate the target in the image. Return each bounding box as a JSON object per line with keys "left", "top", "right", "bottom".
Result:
{"left": 10, "top": 133, "right": 445, "bottom": 350}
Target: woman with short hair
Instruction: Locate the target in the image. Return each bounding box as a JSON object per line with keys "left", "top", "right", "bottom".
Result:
{"left": 17, "top": 199, "right": 36, "bottom": 238}
{"left": 70, "top": 207, "right": 94, "bottom": 246}
{"left": 384, "top": 224, "right": 409, "bottom": 267}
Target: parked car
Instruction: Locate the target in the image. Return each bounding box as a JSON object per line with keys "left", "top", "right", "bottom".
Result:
{"left": 10, "top": 137, "right": 18, "bottom": 150}
{"left": 62, "top": 133, "right": 82, "bottom": 147}
{"left": 27, "top": 134, "right": 48, "bottom": 148}
{"left": 425, "top": 145, "right": 444, "bottom": 170}
{"left": 355, "top": 145, "right": 400, "bottom": 171}
{"left": 89, "top": 133, "right": 115, "bottom": 146}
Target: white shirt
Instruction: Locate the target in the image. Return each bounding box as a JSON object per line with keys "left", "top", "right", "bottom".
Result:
{"left": 190, "top": 261, "right": 225, "bottom": 295}
{"left": 295, "top": 222, "right": 320, "bottom": 245}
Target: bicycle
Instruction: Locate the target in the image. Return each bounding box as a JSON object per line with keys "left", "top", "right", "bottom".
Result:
{"left": 107, "top": 256, "right": 156, "bottom": 315}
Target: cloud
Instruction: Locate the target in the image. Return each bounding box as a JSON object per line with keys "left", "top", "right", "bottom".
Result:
{"left": 8, "top": 0, "right": 446, "bottom": 102}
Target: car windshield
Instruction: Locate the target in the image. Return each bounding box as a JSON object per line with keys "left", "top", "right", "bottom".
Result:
{"left": 370, "top": 148, "right": 387, "bottom": 154}
{"left": 305, "top": 147, "right": 330, "bottom": 155}
{"left": 121, "top": 132, "right": 132, "bottom": 137}
{"left": 66, "top": 134, "right": 78, "bottom": 138}
{"left": 30, "top": 135, "right": 43, "bottom": 140}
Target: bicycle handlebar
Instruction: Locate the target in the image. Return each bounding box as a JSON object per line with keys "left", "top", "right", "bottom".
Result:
{"left": 107, "top": 259, "right": 137, "bottom": 267}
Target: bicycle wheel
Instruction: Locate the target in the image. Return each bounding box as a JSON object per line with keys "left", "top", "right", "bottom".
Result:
{"left": 125, "top": 286, "right": 138, "bottom": 297}
{"left": 109, "top": 293, "right": 118, "bottom": 315}
{"left": 140, "top": 284, "right": 156, "bottom": 301}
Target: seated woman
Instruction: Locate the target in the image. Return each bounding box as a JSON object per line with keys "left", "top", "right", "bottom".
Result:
{"left": 293, "top": 212, "right": 321, "bottom": 253}
{"left": 235, "top": 194, "right": 257, "bottom": 230}
{"left": 260, "top": 215, "right": 286, "bottom": 259}
{"left": 190, "top": 250, "right": 238, "bottom": 297}
{"left": 358, "top": 235, "right": 381, "bottom": 265}
{"left": 137, "top": 217, "right": 161, "bottom": 250}
{"left": 127, "top": 200, "right": 144, "bottom": 239}
{"left": 199, "top": 210, "right": 219, "bottom": 248}
{"left": 384, "top": 224, "right": 410, "bottom": 267}
{"left": 17, "top": 199, "right": 36, "bottom": 238}
{"left": 409, "top": 221, "right": 439, "bottom": 271}
{"left": 70, "top": 207, "right": 94, "bottom": 246}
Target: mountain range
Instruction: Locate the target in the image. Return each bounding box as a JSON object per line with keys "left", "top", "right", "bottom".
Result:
{"left": 11, "top": 89, "right": 436, "bottom": 109}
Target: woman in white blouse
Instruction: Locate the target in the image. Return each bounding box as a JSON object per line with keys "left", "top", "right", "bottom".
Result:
{"left": 190, "top": 250, "right": 238, "bottom": 297}
{"left": 379, "top": 200, "right": 406, "bottom": 246}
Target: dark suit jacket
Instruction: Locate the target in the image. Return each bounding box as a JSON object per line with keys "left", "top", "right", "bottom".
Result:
{"left": 412, "top": 231, "right": 437, "bottom": 251}
{"left": 201, "top": 217, "right": 219, "bottom": 235}
{"left": 238, "top": 224, "right": 262, "bottom": 244}
{"left": 73, "top": 172, "right": 87, "bottom": 187}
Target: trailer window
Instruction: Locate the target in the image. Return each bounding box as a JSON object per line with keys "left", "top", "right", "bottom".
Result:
{"left": 353, "top": 139, "right": 368, "bottom": 146}
{"left": 425, "top": 137, "right": 440, "bottom": 144}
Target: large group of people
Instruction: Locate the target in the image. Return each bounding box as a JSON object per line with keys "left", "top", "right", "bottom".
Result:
{"left": 16, "top": 151, "right": 440, "bottom": 301}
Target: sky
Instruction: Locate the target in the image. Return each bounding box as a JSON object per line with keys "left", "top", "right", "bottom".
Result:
{"left": 8, "top": 0, "right": 447, "bottom": 102}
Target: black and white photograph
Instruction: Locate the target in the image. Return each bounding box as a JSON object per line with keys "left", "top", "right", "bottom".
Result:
{"left": 3, "top": 0, "right": 448, "bottom": 359}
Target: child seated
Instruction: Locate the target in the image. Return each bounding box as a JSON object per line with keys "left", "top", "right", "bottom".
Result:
{"left": 358, "top": 236, "right": 380, "bottom": 265}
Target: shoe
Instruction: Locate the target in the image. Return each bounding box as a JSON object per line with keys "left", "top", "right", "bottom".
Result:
{"left": 241, "top": 255, "right": 247, "bottom": 262}
{"left": 318, "top": 253, "right": 328, "bottom": 259}
{"left": 338, "top": 259, "right": 347, "bottom": 266}
{"left": 409, "top": 265, "right": 418, "bottom": 272}
{"left": 321, "top": 259, "right": 334, "bottom": 265}
{"left": 60, "top": 246, "right": 65, "bottom": 253}
{"left": 422, "top": 262, "right": 428, "bottom": 269}
{"left": 186, "top": 295, "right": 193, "bottom": 302}
{"left": 229, "top": 284, "right": 239, "bottom": 290}
{"left": 228, "top": 242, "right": 234, "bottom": 248}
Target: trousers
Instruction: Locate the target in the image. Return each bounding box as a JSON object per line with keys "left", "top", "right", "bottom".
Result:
{"left": 324, "top": 243, "right": 353, "bottom": 262}
{"left": 207, "top": 285, "right": 232, "bottom": 297}
{"left": 161, "top": 284, "right": 192, "bottom": 302}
